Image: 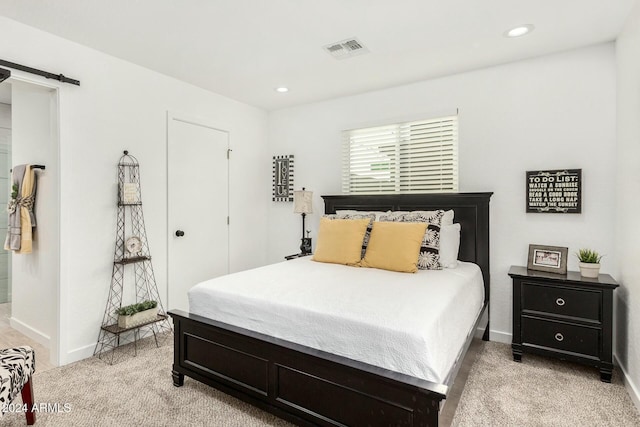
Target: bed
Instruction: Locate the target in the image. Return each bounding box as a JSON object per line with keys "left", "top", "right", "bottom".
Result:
{"left": 169, "top": 192, "right": 492, "bottom": 426}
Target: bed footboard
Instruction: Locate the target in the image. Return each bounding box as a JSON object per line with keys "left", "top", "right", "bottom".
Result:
{"left": 170, "top": 309, "right": 446, "bottom": 427}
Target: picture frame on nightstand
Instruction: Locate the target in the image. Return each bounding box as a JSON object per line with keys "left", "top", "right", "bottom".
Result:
{"left": 527, "top": 244, "right": 568, "bottom": 275}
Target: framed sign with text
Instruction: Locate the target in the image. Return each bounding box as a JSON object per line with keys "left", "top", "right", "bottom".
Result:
{"left": 526, "top": 169, "right": 581, "bottom": 213}
{"left": 272, "top": 154, "right": 294, "bottom": 202}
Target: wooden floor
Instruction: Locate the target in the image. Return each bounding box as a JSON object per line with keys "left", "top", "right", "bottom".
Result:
{"left": 0, "top": 302, "right": 56, "bottom": 373}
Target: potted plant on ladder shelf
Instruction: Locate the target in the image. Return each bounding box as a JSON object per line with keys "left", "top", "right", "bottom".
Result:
{"left": 576, "top": 248, "right": 603, "bottom": 278}
{"left": 116, "top": 300, "right": 158, "bottom": 329}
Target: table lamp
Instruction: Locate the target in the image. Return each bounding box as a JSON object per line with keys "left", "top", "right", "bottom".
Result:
{"left": 293, "top": 188, "right": 313, "bottom": 254}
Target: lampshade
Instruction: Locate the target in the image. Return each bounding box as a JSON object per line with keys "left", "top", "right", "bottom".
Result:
{"left": 293, "top": 189, "right": 313, "bottom": 214}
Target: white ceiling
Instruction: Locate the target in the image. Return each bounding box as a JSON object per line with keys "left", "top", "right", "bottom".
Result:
{"left": 0, "top": 0, "right": 635, "bottom": 110}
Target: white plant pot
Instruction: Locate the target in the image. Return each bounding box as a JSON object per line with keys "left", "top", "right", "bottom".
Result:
{"left": 118, "top": 307, "right": 158, "bottom": 329}
{"left": 579, "top": 262, "right": 601, "bottom": 278}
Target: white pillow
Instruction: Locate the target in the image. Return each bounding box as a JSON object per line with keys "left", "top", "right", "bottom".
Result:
{"left": 336, "top": 210, "right": 390, "bottom": 221}
{"left": 442, "top": 209, "right": 454, "bottom": 226}
{"left": 439, "top": 223, "right": 461, "bottom": 268}
{"left": 383, "top": 209, "right": 454, "bottom": 226}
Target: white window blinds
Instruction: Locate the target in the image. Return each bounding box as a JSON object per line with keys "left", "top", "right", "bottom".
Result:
{"left": 341, "top": 115, "right": 458, "bottom": 193}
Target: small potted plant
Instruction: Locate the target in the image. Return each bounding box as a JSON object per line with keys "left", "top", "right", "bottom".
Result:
{"left": 116, "top": 300, "right": 158, "bottom": 328}
{"left": 576, "top": 249, "right": 603, "bottom": 278}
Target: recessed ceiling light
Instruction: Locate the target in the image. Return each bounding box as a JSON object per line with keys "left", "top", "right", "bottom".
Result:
{"left": 504, "top": 24, "right": 535, "bottom": 38}
{"left": 275, "top": 87, "right": 289, "bottom": 93}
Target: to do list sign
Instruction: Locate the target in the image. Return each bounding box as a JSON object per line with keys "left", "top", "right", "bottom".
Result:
{"left": 526, "top": 169, "right": 582, "bottom": 213}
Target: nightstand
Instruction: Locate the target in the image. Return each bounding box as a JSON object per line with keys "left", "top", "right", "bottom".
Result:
{"left": 284, "top": 253, "right": 312, "bottom": 260}
{"left": 509, "top": 265, "right": 619, "bottom": 382}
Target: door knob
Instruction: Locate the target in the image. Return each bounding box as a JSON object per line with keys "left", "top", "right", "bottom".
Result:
{"left": 175, "top": 230, "right": 185, "bottom": 237}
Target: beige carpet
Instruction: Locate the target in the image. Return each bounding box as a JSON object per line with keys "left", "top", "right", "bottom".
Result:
{"left": 452, "top": 342, "right": 640, "bottom": 426}
{"left": 0, "top": 338, "right": 291, "bottom": 427}
{"left": 1, "top": 339, "right": 638, "bottom": 426}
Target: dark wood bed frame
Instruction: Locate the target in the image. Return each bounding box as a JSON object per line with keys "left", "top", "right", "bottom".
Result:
{"left": 169, "top": 192, "right": 492, "bottom": 426}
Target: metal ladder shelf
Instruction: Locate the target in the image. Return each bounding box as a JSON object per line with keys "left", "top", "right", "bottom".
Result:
{"left": 93, "top": 151, "right": 172, "bottom": 364}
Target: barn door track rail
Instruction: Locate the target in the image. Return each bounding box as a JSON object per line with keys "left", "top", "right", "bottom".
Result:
{"left": 0, "top": 59, "right": 80, "bottom": 86}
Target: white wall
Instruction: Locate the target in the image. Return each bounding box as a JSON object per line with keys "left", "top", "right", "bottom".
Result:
{"left": 268, "top": 43, "right": 617, "bottom": 342}
{"left": 0, "top": 17, "right": 270, "bottom": 364}
{"left": 615, "top": 0, "right": 640, "bottom": 408}
{"left": 10, "top": 82, "right": 59, "bottom": 356}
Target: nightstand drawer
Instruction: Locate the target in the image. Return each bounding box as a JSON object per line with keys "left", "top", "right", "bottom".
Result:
{"left": 522, "top": 316, "right": 599, "bottom": 358}
{"left": 522, "top": 282, "right": 600, "bottom": 321}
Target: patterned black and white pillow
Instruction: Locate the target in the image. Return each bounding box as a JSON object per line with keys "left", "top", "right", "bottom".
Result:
{"left": 324, "top": 213, "right": 376, "bottom": 258}
{"left": 379, "top": 210, "right": 445, "bottom": 270}
{"left": 0, "top": 346, "right": 35, "bottom": 411}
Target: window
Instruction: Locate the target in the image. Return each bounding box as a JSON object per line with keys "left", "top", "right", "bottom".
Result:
{"left": 341, "top": 115, "right": 458, "bottom": 193}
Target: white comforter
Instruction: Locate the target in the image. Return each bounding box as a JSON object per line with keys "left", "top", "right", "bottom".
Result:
{"left": 188, "top": 258, "right": 484, "bottom": 384}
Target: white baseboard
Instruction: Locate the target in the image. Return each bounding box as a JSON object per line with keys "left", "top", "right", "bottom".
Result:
{"left": 614, "top": 355, "right": 640, "bottom": 413}
{"left": 65, "top": 332, "right": 149, "bottom": 365}
{"left": 64, "top": 343, "right": 95, "bottom": 365}
{"left": 9, "top": 317, "right": 50, "bottom": 348}
{"left": 475, "top": 326, "right": 511, "bottom": 344}
{"left": 489, "top": 329, "right": 512, "bottom": 344}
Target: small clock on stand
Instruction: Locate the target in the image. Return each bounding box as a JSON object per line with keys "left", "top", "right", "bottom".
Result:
{"left": 125, "top": 236, "right": 142, "bottom": 256}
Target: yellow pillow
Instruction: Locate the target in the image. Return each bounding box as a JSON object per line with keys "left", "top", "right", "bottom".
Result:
{"left": 312, "top": 217, "right": 371, "bottom": 265}
{"left": 360, "top": 221, "right": 427, "bottom": 273}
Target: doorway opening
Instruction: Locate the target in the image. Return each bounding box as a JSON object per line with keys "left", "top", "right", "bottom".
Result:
{"left": 0, "top": 77, "right": 60, "bottom": 370}
{"left": 0, "top": 83, "right": 12, "bottom": 334}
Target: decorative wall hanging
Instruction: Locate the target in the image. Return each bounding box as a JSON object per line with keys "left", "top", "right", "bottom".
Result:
{"left": 272, "top": 154, "right": 294, "bottom": 202}
{"left": 526, "top": 169, "right": 581, "bottom": 213}
{"left": 527, "top": 244, "right": 568, "bottom": 275}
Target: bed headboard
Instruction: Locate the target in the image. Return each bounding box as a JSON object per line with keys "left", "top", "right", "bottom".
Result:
{"left": 322, "top": 192, "right": 492, "bottom": 302}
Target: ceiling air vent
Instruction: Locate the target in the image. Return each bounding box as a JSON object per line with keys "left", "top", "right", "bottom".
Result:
{"left": 323, "top": 37, "right": 369, "bottom": 60}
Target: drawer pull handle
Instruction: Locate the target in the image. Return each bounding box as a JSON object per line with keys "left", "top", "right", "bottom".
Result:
{"left": 556, "top": 298, "right": 565, "bottom": 306}
{"left": 555, "top": 333, "right": 564, "bottom": 342}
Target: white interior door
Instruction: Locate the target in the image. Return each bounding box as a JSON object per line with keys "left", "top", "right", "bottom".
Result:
{"left": 168, "top": 114, "right": 229, "bottom": 312}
